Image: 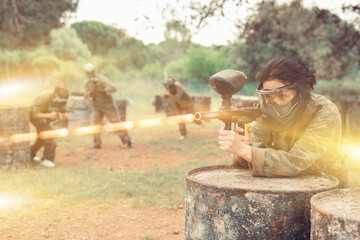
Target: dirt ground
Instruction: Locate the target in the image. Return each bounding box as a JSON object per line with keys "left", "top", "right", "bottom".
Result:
{"left": 58, "top": 142, "right": 202, "bottom": 171}
{"left": 0, "top": 131, "right": 224, "bottom": 240}
{"left": 1, "top": 199, "right": 185, "bottom": 240}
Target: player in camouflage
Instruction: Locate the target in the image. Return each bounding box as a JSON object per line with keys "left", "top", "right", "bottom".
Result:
{"left": 30, "top": 81, "right": 69, "bottom": 167}
{"left": 218, "top": 56, "right": 349, "bottom": 188}
{"left": 84, "top": 63, "right": 132, "bottom": 148}
{"left": 163, "top": 76, "right": 203, "bottom": 139}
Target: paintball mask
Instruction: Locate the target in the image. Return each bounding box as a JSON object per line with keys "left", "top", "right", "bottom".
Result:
{"left": 52, "top": 86, "right": 69, "bottom": 104}
{"left": 163, "top": 78, "right": 176, "bottom": 94}
{"left": 257, "top": 82, "right": 308, "bottom": 130}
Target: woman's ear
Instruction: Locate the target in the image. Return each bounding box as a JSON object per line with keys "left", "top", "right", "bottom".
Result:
{"left": 305, "top": 84, "right": 311, "bottom": 93}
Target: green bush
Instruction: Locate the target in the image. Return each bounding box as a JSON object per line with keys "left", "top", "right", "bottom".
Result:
{"left": 165, "top": 58, "right": 187, "bottom": 81}
{"left": 48, "top": 27, "right": 91, "bottom": 61}
{"left": 314, "top": 78, "right": 360, "bottom": 99}
{"left": 101, "top": 65, "right": 123, "bottom": 80}
{"left": 71, "top": 21, "right": 121, "bottom": 55}
{"left": 142, "top": 61, "right": 163, "bottom": 79}
{"left": 184, "top": 46, "right": 228, "bottom": 83}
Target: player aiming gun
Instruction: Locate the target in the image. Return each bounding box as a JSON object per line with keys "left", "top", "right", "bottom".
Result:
{"left": 215, "top": 57, "right": 349, "bottom": 188}
{"left": 194, "top": 69, "right": 261, "bottom": 136}
{"left": 30, "top": 81, "right": 69, "bottom": 167}
{"left": 84, "top": 63, "right": 132, "bottom": 148}
{"left": 162, "top": 76, "right": 203, "bottom": 139}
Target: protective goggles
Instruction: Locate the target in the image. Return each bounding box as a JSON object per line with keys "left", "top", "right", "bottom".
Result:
{"left": 163, "top": 80, "right": 175, "bottom": 89}
{"left": 256, "top": 82, "right": 302, "bottom": 118}
{"left": 53, "top": 87, "right": 69, "bottom": 103}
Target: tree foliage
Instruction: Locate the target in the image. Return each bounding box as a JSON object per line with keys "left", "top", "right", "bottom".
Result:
{"left": 187, "top": 0, "right": 239, "bottom": 29}
{"left": 0, "top": 0, "right": 78, "bottom": 49}
{"left": 156, "top": 20, "right": 194, "bottom": 66}
{"left": 48, "top": 27, "right": 91, "bottom": 61}
{"left": 230, "top": 1, "right": 360, "bottom": 80}
{"left": 185, "top": 46, "right": 228, "bottom": 83}
{"left": 71, "top": 21, "right": 123, "bottom": 55}
{"left": 71, "top": 21, "right": 149, "bottom": 70}
{"left": 342, "top": 3, "right": 360, "bottom": 28}
{"left": 111, "top": 37, "right": 149, "bottom": 70}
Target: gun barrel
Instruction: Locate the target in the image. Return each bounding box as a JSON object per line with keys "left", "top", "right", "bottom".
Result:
{"left": 195, "top": 109, "right": 262, "bottom": 122}
{"left": 194, "top": 112, "right": 228, "bottom": 121}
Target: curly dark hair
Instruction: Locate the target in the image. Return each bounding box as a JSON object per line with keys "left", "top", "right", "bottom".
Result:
{"left": 255, "top": 56, "right": 316, "bottom": 89}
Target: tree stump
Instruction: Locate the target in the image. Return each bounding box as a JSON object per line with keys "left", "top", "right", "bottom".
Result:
{"left": 185, "top": 165, "right": 338, "bottom": 240}
{"left": 0, "top": 106, "right": 31, "bottom": 170}
{"left": 311, "top": 188, "right": 360, "bottom": 240}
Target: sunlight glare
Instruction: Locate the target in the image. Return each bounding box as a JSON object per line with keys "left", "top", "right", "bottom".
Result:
{"left": 136, "top": 118, "right": 163, "bottom": 128}
{"left": 0, "top": 193, "right": 29, "bottom": 210}
{"left": 342, "top": 144, "right": 360, "bottom": 161}
{"left": 39, "top": 128, "right": 69, "bottom": 139}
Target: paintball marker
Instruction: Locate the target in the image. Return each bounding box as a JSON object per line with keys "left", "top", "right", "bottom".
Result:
{"left": 194, "top": 69, "right": 261, "bottom": 133}
{"left": 46, "top": 105, "right": 72, "bottom": 128}
{"left": 87, "top": 77, "right": 100, "bottom": 94}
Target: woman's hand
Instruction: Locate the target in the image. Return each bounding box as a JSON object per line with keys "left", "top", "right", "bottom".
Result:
{"left": 218, "top": 127, "right": 252, "bottom": 162}
{"left": 59, "top": 112, "right": 68, "bottom": 121}
{"left": 49, "top": 112, "right": 59, "bottom": 120}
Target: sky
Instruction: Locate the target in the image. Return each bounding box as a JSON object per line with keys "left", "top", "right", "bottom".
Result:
{"left": 68, "top": 0, "right": 359, "bottom": 46}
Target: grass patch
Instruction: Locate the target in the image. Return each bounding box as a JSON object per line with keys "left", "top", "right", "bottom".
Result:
{"left": 0, "top": 160, "right": 227, "bottom": 209}
{"left": 142, "top": 235, "right": 157, "bottom": 240}
{"left": 147, "top": 133, "right": 223, "bottom": 157}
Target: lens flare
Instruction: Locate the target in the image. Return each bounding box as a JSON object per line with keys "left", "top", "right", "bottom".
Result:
{"left": 0, "top": 82, "right": 25, "bottom": 97}
{"left": 167, "top": 114, "right": 195, "bottom": 123}
{"left": 39, "top": 128, "right": 69, "bottom": 139}
{"left": 10, "top": 132, "right": 37, "bottom": 143}
{"left": 0, "top": 192, "right": 30, "bottom": 210}
{"left": 104, "top": 121, "right": 134, "bottom": 132}
{"left": 136, "top": 118, "right": 163, "bottom": 128}
{"left": 75, "top": 125, "right": 103, "bottom": 135}
{"left": 342, "top": 144, "right": 360, "bottom": 161}
{"left": 0, "top": 137, "right": 9, "bottom": 143}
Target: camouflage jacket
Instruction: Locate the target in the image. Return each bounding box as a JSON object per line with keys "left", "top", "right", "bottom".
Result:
{"left": 247, "top": 93, "right": 347, "bottom": 183}
{"left": 30, "top": 90, "right": 67, "bottom": 125}
{"left": 166, "top": 83, "right": 194, "bottom": 111}
{"left": 84, "top": 74, "right": 117, "bottom": 108}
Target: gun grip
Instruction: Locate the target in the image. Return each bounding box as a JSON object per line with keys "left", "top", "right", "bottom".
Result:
{"left": 225, "top": 122, "right": 232, "bottom": 131}
{"left": 244, "top": 124, "right": 250, "bottom": 138}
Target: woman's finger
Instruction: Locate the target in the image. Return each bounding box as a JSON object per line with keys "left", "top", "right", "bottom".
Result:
{"left": 235, "top": 127, "right": 244, "bottom": 134}
{"left": 219, "top": 129, "right": 235, "bottom": 136}
{"left": 237, "top": 135, "right": 250, "bottom": 141}
{"left": 218, "top": 135, "right": 235, "bottom": 141}
{"left": 218, "top": 140, "right": 232, "bottom": 146}
{"left": 220, "top": 145, "right": 230, "bottom": 152}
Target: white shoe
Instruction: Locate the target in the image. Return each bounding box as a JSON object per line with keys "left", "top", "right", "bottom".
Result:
{"left": 33, "top": 156, "right": 41, "bottom": 162}
{"left": 179, "top": 136, "right": 186, "bottom": 140}
{"left": 40, "top": 160, "right": 56, "bottom": 168}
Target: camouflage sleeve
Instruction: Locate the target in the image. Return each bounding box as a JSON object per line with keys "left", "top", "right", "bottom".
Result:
{"left": 231, "top": 118, "right": 271, "bottom": 170}
{"left": 249, "top": 117, "right": 272, "bottom": 145}
{"left": 31, "top": 95, "right": 48, "bottom": 114}
{"left": 30, "top": 94, "right": 50, "bottom": 120}
{"left": 173, "top": 83, "right": 185, "bottom": 100}
{"left": 98, "top": 75, "right": 117, "bottom": 94}
{"left": 84, "top": 80, "right": 92, "bottom": 99}
{"left": 249, "top": 106, "right": 342, "bottom": 177}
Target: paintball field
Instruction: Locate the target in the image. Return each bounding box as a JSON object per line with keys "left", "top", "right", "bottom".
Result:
{"left": 0, "top": 127, "right": 226, "bottom": 240}
{"left": 1, "top": 125, "right": 359, "bottom": 240}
